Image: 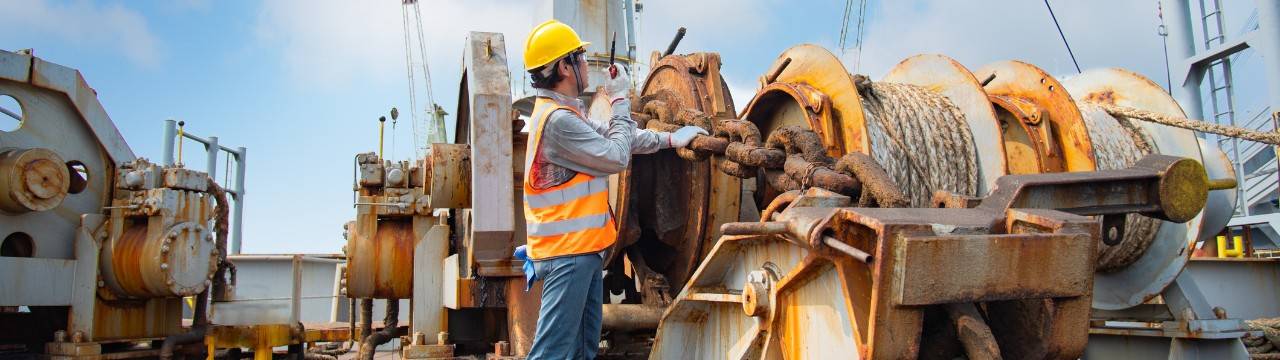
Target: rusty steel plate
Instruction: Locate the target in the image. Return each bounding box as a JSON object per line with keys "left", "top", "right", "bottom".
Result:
{"left": 883, "top": 54, "right": 1005, "bottom": 194}
{"left": 975, "top": 61, "right": 1097, "bottom": 173}
{"left": 1061, "top": 68, "right": 1219, "bottom": 310}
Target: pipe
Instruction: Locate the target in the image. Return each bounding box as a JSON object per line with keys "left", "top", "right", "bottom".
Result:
{"left": 162, "top": 119, "right": 176, "bottom": 166}
{"left": 378, "top": 117, "right": 386, "bottom": 159}
{"left": 358, "top": 299, "right": 373, "bottom": 349}
{"left": 946, "top": 303, "right": 1001, "bottom": 360}
{"left": 359, "top": 300, "right": 399, "bottom": 360}
{"left": 176, "top": 121, "right": 185, "bottom": 165}
{"left": 822, "top": 236, "right": 873, "bottom": 264}
{"left": 623, "top": 0, "right": 637, "bottom": 62}
{"left": 721, "top": 221, "right": 789, "bottom": 236}
{"left": 663, "top": 27, "right": 686, "bottom": 56}
{"left": 602, "top": 304, "right": 663, "bottom": 331}
{"left": 207, "top": 178, "right": 232, "bottom": 301}
{"left": 206, "top": 136, "right": 219, "bottom": 180}
{"left": 231, "top": 147, "right": 246, "bottom": 255}
{"left": 159, "top": 290, "right": 208, "bottom": 359}
{"left": 0, "top": 105, "right": 19, "bottom": 121}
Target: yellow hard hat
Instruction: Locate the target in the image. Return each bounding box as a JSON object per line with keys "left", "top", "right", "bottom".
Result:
{"left": 524, "top": 20, "right": 591, "bottom": 71}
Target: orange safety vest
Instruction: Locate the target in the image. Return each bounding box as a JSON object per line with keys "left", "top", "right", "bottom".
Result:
{"left": 522, "top": 96, "right": 618, "bottom": 260}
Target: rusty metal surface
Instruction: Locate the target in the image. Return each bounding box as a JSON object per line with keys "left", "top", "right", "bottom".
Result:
{"left": 0, "top": 147, "right": 69, "bottom": 213}
{"left": 428, "top": 144, "right": 471, "bottom": 209}
{"left": 90, "top": 298, "right": 183, "bottom": 342}
{"left": 618, "top": 51, "right": 738, "bottom": 300}
{"left": 975, "top": 60, "right": 1096, "bottom": 173}
{"left": 601, "top": 304, "right": 663, "bottom": 331}
{"left": 744, "top": 44, "right": 867, "bottom": 156}
{"left": 345, "top": 220, "right": 414, "bottom": 299}
{"left": 1061, "top": 68, "right": 1223, "bottom": 311}
{"left": 651, "top": 154, "right": 1206, "bottom": 359}
{"left": 503, "top": 278, "right": 539, "bottom": 356}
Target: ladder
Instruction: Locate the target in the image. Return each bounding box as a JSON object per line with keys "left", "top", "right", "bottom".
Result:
{"left": 1200, "top": 0, "right": 1247, "bottom": 215}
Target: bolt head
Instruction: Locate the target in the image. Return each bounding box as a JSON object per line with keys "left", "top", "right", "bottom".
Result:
{"left": 161, "top": 245, "right": 170, "bottom": 253}
{"left": 160, "top": 263, "right": 169, "bottom": 270}
{"left": 97, "top": 280, "right": 105, "bottom": 287}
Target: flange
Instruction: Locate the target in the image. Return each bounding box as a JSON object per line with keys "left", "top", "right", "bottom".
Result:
{"left": 0, "top": 147, "right": 69, "bottom": 213}
{"left": 883, "top": 54, "right": 1006, "bottom": 194}
{"left": 975, "top": 61, "right": 1097, "bottom": 173}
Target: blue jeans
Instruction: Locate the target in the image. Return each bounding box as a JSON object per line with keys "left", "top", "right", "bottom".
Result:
{"left": 527, "top": 253, "right": 603, "bottom": 360}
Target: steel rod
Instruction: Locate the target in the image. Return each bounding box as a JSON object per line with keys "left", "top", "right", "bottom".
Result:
{"left": 663, "top": 27, "right": 686, "bottom": 56}
{"left": 823, "top": 236, "right": 873, "bottom": 264}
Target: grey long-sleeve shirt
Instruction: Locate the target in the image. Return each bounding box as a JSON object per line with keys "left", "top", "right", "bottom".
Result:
{"left": 528, "top": 88, "right": 672, "bottom": 190}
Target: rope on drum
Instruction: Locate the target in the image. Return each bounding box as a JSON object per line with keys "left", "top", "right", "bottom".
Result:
{"left": 854, "top": 75, "right": 980, "bottom": 207}
{"left": 1079, "top": 103, "right": 1162, "bottom": 272}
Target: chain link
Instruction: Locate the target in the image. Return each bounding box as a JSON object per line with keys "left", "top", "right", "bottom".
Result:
{"left": 634, "top": 100, "right": 907, "bottom": 206}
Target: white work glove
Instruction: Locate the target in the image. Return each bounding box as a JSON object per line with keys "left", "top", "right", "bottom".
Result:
{"left": 605, "top": 64, "right": 631, "bottom": 104}
{"left": 669, "top": 126, "right": 709, "bottom": 148}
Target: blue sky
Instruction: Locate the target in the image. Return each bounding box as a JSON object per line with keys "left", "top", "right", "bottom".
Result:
{"left": 0, "top": 0, "right": 1267, "bottom": 254}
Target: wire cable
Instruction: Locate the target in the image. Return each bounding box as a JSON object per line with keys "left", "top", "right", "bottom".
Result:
{"left": 853, "top": 0, "right": 868, "bottom": 73}
{"left": 837, "top": 0, "right": 854, "bottom": 54}
{"left": 1157, "top": 1, "right": 1173, "bottom": 94}
{"left": 400, "top": 4, "right": 420, "bottom": 158}
{"left": 1043, "top": 0, "right": 1082, "bottom": 73}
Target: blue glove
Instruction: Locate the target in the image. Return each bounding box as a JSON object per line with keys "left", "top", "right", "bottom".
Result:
{"left": 514, "top": 245, "right": 536, "bottom": 291}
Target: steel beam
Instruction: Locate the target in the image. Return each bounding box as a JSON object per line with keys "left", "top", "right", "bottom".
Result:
{"left": 1161, "top": 0, "right": 1206, "bottom": 120}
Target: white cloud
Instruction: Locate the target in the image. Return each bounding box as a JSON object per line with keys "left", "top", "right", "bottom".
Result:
{"left": 846, "top": 0, "right": 1167, "bottom": 82}
{"left": 254, "top": 0, "right": 538, "bottom": 91}
{"left": 0, "top": 0, "right": 161, "bottom": 67}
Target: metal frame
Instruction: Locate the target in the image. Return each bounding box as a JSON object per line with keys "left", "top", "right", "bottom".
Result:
{"left": 1163, "top": 0, "right": 1280, "bottom": 217}
{"left": 161, "top": 119, "right": 247, "bottom": 254}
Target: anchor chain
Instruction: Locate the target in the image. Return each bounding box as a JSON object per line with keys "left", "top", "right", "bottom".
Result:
{"left": 635, "top": 103, "right": 906, "bottom": 207}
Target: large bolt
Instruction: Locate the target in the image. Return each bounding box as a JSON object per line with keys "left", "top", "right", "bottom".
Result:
{"left": 742, "top": 270, "right": 771, "bottom": 317}
{"left": 410, "top": 332, "right": 427, "bottom": 346}
{"left": 436, "top": 332, "right": 449, "bottom": 346}
{"left": 494, "top": 341, "right": 511, "bottom": 356}
{"left": 71, "top": 331, "right": 84, "bottom": 343}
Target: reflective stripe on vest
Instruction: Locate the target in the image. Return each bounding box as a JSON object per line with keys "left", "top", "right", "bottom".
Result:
{"left": 522, "top": 96, "right": 618, "bottom": 260}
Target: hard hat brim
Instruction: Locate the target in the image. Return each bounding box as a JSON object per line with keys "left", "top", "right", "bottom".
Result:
{"left": 525, "top": 42, "right": 592, "bottom": 71}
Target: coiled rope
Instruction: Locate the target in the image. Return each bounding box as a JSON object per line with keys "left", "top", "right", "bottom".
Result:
{"left": 1079, "top": 104, "right": 1162, "bottom": 272}
{"left": 856, "top": 77, "right": 980, "bottom": 207}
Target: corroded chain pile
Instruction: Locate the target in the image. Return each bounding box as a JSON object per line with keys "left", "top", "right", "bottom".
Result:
{"left": 634, "top": 93, "right": 907, "bottom": 207}
{"left": 633, "top": 75, "right": 984, "bottom": 209}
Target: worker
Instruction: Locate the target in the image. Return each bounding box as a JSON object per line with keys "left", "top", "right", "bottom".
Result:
{"left": 515, "top": 19, "right": 706, "bottom": 359}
